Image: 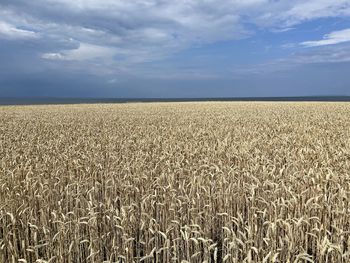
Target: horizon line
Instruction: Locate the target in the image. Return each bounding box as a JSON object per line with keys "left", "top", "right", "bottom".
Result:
{"left": 1, "top": 95, "right": 350, "bottom": 106}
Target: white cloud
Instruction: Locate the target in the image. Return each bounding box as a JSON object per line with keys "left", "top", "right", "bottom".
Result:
{"left": 62, "top": 43, "right": 117, "bottom": 61}
{"left": 284, "top": 0, "right": 350, "bottom": 24}
{"left": 271, "top": 27, "right": 295, "bottom": 33}
{"left": 301, "top": 28, "right": 350, "bottom": 47}
{"left": 2, "top": 0, "right": 350, "bottom": 77}
{"left": 4, "top": 1, "right": 350, "bottom": 50}
{"left": 42, "top": 53, "right": 65, "bottom": 60}
{"left": 42, "top": 43, "right": 117, "bottom": 61}
{"left": 0, "top": 21, "right": 38, "bottom": 39}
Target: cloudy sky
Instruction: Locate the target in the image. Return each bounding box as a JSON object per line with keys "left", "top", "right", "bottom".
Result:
{"left": 1, "top": 0, "right": 350, "bottom": 98}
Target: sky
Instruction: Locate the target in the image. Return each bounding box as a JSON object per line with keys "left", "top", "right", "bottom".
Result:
{"left": 1, "top": 0, "right": 350, "bottom": 98}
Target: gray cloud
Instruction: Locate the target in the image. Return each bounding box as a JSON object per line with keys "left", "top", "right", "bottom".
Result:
{"left": 1, "top": 0, "right": 350, "bottom": 97}
{"left": 2, "top": 0, "right": 350, "bottom": 68}
{"left": 230, "top": 43, "right": 350, "bottom": 77}
{"left": 0, "top": 21, "right": 38, "bottom": 39}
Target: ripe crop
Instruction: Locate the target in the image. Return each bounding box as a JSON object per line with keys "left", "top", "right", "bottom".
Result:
{"left": 0, "top": 102, "right": 349, "bottom": 262}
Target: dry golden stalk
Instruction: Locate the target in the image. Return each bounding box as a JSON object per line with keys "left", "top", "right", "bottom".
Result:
{"left": 0, "top": 102, "right": 349, "bottom": 262}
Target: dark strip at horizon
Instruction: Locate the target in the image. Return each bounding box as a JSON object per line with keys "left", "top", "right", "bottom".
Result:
{"left": 0, "top": 96, "right": 350, "bottom": 106}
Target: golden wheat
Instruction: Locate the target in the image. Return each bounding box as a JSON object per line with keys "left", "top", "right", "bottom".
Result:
{"left": 0, "top": 102, "right": 349, "bottom": 262}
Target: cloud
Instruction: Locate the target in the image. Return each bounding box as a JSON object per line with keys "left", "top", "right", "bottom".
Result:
{"left": 294, "top": 45, "right": 350, "bottom": 63}
{"left": 2, "top": 2, "right": 349, "bottom": 44}
{"left": 301, "top": 28, "right": 350, "bottom": 47}
{"left": 231, "top": 43, "right": 350, "bottom": 77}
{"left": 278, "top": 0, "right": 350, "bottom": 26}
{"left": 1, "top": 0, "right": 350, "bottom": 78}
{"left": 42, "top": 43, "right": 117, "bottom": 61}
{"left": 41, "top": 53, "right": 65, "bottom": 60}
{"left": 0, "top": 21, "right": 38, "bottom": 39}
{"left": 271, "top": 27, "right": 295, "bottom": 33}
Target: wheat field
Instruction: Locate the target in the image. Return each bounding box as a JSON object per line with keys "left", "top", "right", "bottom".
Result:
{"left": 0, "top": 102, "right": 349, "bottom": 263}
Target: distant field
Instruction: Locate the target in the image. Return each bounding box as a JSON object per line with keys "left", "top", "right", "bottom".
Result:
{"left": 1, "top": 96, "right": 350, "bottom": 105}
{"left": 0, "top": 102, "right": 349, "bottom": 262}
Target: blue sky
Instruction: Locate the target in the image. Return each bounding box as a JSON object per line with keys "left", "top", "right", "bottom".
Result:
{"left": 1, "top": 0, "right": 350, "bottom": 98}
